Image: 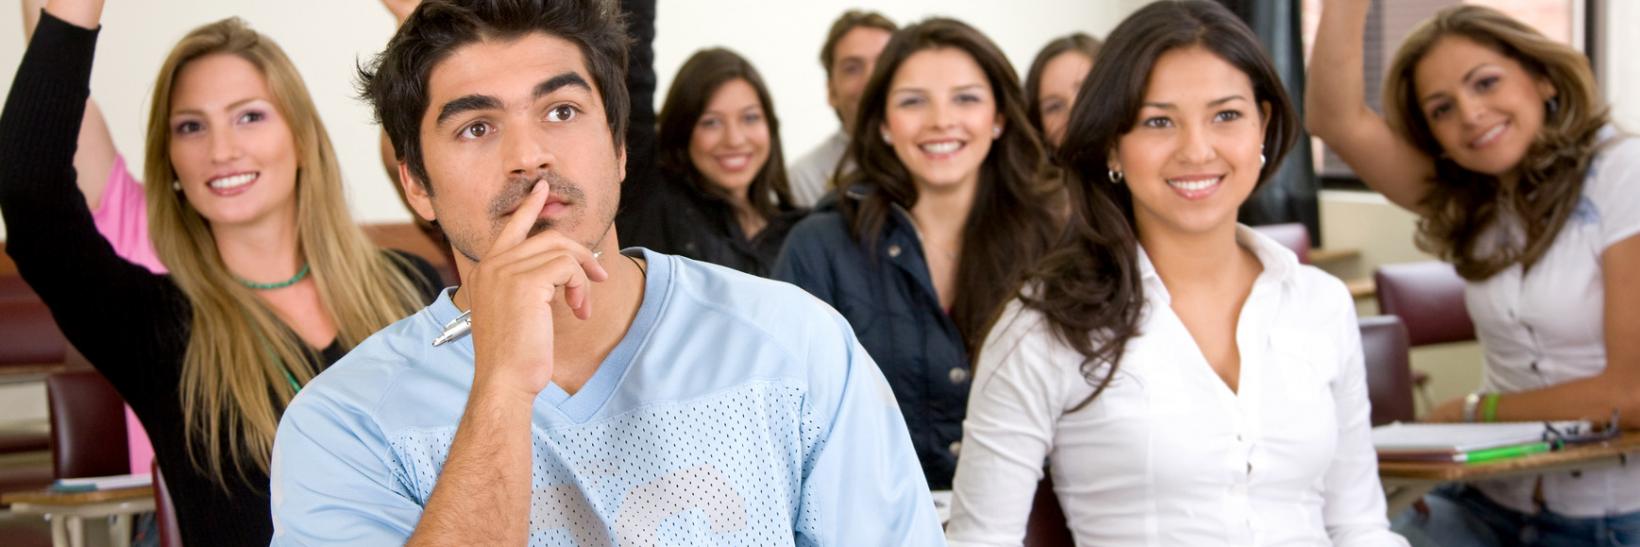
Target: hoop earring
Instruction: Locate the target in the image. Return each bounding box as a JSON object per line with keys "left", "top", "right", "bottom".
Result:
{"left": 1107, "top": 169, "right": 1124, "bottom": 184}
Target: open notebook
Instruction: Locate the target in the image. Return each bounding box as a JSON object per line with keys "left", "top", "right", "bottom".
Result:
{"left": 1372, "top": 421, "right": 1588, "bottom": 461}
{"left": 50, "top": 473, "right": 152, "bottom": 493}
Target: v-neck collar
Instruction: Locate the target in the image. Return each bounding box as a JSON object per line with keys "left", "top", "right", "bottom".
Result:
{"left": 1135, "top": 225, "right": 1298, "bottom": 398}
{"left": 425, "top": 247, "right": 670, "bottom": 423}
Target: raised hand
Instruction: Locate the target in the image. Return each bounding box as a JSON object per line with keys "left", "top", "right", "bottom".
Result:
{"left": 379, "top": 0, "right": 420, "bottom": 24}
{"left": 464, "top": 179, "right": 609, "bottom": 402}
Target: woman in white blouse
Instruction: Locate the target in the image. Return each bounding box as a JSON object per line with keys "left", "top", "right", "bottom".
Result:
{"left": 1309, "top": 1, "right": 1640, "bottom": 544}
{"left": 945, "top": 2, "right": 1406, "bottom": 545}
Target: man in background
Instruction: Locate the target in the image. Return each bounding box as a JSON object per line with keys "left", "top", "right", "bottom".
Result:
{"left": 786, "top": 9, "right": 894, "bottom": 207}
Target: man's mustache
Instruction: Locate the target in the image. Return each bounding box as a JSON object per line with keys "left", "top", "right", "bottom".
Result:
{"left": 488, "top": 171, "right": 586, "bottom": 218}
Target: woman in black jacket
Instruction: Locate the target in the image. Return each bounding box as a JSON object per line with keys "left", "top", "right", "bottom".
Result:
{"left": 618, "top": 48, "right": 803, "bottom": 276}
{"left": 773, "top": 17, "right": 1063, "bottom": 490}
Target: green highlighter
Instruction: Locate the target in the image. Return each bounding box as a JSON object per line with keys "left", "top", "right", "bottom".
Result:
{"left": 1458, "top": 441, "right": 1553, "bottom": 464}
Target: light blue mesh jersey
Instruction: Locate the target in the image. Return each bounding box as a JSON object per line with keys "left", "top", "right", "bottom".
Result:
{"left": 269, "top": 248, "right": 944, "bottom": 546}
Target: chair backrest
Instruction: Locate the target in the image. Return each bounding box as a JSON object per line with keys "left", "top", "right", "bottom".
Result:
{"left": 153, "top": 460, "right": 182, "bottom": 547}
{"left": 1249, "top": 223, "right": 1311, "bottom": 264}
{"left": 0, "top": 273, "right": 35, "bottom": 299}
{"left": 1358, "top": 315, "right": 1415, "bottom": 426}
{"left": 45, "top": 370, "right": 130, "bottom": 478}
{"left": 1023, "top": 473, "right": 1074, "bottom": 547}
{"left": 0, "top": 297, "right": 68, "bottom": 366}
{"left": 1373, "top": 261, "right": 1475, "bottom": 346}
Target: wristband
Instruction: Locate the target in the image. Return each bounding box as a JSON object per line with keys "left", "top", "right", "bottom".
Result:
{"left": 1481, "top": 393, "right": 1501, "bottom": 422}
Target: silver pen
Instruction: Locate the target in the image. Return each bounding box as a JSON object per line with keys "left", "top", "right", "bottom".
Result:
{"left": 432, "top": 250, "right": 602, "bottom": 347}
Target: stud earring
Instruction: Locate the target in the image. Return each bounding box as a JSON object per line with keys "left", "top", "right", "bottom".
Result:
{"left": 1107, "top": 169, "right": 1124, "bottom": 184}
{"left": 991, "top": 126, "right": 1002, "bottom": 139}
{"left": 171, "top": 180, "right": 181, "bottom": 191}
{"left": 1259, "top": 153, "right": 1267, "bottom": 168}
{"left": 881, "top": 132, "right": 892, "bottom": 145}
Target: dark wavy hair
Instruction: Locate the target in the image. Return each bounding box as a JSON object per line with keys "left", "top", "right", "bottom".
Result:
{"left": 1024, "top": 32, "right": 1102, "bottom": 145}
{"left": 1040, "top": 0, "right": 1299, "bottom": 404}
{"left": 1383, "top": 5, "right": 1610, "bottom": 281}
{"left": 359, "top": 0, "right": 631, "bottom": 192}
{"left": 840, "top": 17, "right": 1064, "bottom": 358}
{"left": 656, "top": 48, "right": 792, "bottom": 218}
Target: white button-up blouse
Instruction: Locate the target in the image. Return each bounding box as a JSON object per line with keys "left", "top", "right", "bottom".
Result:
{"left": 946, "top": 226, "right": 1405, "bottom": 546}
{"left": 1468, "top": 128, "right": 1640, "bottom": 517}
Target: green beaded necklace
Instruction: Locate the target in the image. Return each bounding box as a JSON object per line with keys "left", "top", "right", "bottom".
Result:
{"left": 236, "top": 263, "right": 310, "bottom": 290}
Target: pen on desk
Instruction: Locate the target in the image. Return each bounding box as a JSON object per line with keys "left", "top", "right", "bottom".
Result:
{"left": 432, "top": 250, "right": 603, "bottom": 347}
{"left": 1458, "top": 441, "right": 1552, "bottom": 464}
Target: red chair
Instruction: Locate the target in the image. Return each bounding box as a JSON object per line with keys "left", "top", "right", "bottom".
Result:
{"left": 1373, "top": 261, "right": 1475, "bottom": 346}
{"left": 1023, "top": 474, "right": 1073, "bottom": 547}
{"left": 1359, "top": 315, "right": 1416, "bottom": 426}
{"left": 45, "top": 370, "right": 130, "bottom": 479}
{"left": 0, "top": 297, "right": 69, "bottom": 367}
{"left": 1250, "top": 223, "right": 1311, "bottom": 264}
{"left": 153, "top": 461, "right": 180, "bottom": 547}
{"left": 1374, "top": 261, "right": 1475, "bottom": 411}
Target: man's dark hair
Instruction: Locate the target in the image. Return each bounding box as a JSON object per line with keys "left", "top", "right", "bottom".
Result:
{"left": 818, "top": 10, "right": 896, "bottom": 77}
{"left": 360, "top": 0, "right": 631, "bottom": 191}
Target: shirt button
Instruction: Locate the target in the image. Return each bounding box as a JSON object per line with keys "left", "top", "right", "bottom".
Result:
{"left": 948, "top": 441, "right": 962, "bottom": 456}
{"left": 887, "top": 244, "right": 902, "bottom": 258}
{"left": 949, "top": 367, "right": 969, "bottom": 384}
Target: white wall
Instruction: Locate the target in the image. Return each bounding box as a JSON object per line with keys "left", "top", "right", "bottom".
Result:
{"left": 0, "top": 0, "right": 407, "bottom": 240}
{"left": 1604, "top": 0, "right": 1640, "bottom": 131}
{"left": 0, "top": 0, "right": 1147, "bottom": 240}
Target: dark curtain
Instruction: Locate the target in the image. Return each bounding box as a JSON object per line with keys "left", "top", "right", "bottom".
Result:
{"left": 1217, "top": 0, "right": 1322, "bottom": 246}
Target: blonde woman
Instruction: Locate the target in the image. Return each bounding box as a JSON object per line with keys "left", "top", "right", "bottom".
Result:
{"left": 1309, "top": 1, "right": 1640, "bottom": 543}
{"left": 0, "top": 0, "right": 439, "bottom": 544}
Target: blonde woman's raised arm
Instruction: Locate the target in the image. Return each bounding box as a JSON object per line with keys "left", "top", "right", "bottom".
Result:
{"left": 1305, "top": 0, "right": 1435, "bottom": 213}
{"left": 26, "top": 0, "right": 119, "bottom": 210}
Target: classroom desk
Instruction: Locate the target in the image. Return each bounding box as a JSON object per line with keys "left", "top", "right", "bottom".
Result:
{"left": 2, "top": 486, "right": 154, "bottom": 547}
{"left": 1378, "top": 433, "right": 1640, "bottom": 516}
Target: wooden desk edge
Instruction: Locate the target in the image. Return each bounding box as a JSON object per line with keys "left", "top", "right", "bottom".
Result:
{"left": 2, "top": 485, "right": 153, "bottom": 505}
{"left": 1379, "top": 434, "right": 1640, "bottom": 482}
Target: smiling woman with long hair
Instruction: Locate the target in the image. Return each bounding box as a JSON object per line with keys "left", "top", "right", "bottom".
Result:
{"left": 1309, "top": 1, "right": 1640, "bottom": 543}
{"left": 773, "top": 17, "right": 1064, "bottom": 491}
{"left": 945, "top": 2, "right": 1403, "bottom": 544}
{"left": 618, "top": 47, "right": 802, "bottom": 276}
{"left": 0, "top": 1, "right": 439, "bottom": 544}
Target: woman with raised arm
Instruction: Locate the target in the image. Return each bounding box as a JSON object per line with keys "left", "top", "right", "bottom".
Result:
{"left": 1309, "top": 2, "right": 1640, "bottom": 542}
{"left": 774, "top": 17, "right": 1064, "bottom": 491}
{"left": 0, "top": 0, "right": 440, "bottom": 544}
{"left": 945, "top": 2, "right": 1403, "bottom": 545}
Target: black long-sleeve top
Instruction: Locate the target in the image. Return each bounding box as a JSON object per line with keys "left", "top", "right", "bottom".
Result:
{"left": 0, "top": 14, "right": 440, "bottom": 546}
{"left": 612, "top": 0, "right": 805, "bottom": 277}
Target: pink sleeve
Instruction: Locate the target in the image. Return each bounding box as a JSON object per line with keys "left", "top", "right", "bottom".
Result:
{"left": 90, "top": 154, "right": 166, "bottom": 274}
{"left": 126, "top": 407, "right": 154, "bottom": 475}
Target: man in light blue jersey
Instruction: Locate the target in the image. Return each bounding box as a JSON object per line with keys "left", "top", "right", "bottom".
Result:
{"left": 267, "top": 0, "right": 943, "bottom": 544}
